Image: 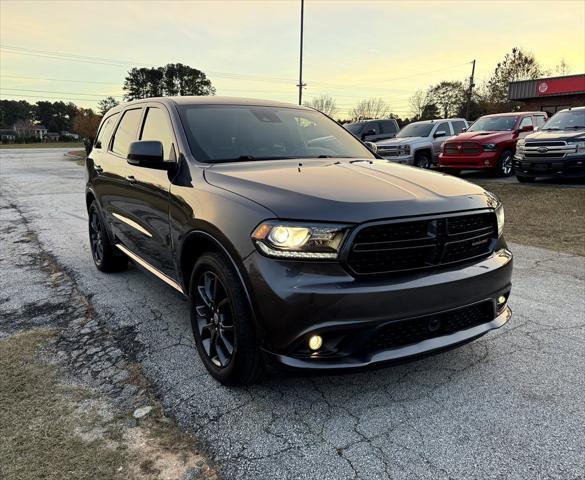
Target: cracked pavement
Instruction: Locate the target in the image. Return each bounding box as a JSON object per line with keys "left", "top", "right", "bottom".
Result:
{"left": 1, "top": 148, "right": 584, "bottom": 479}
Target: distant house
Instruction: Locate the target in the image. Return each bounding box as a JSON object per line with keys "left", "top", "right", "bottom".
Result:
{"left": 0, "top": 128, "right": 17, "bottom": 142}
{"left": 13, "top": 120, "right": 48, "bottom": 139}
{"left": 45, "top": 132, "right": 60, "bottom": 141}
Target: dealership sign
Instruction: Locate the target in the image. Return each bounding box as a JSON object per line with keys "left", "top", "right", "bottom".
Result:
{"left": 537, "top": 75, "right": 585, "bottom": 96}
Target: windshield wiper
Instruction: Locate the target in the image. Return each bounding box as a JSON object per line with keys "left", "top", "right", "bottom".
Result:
{"left": 564, "top": 126, "right": 585, "bottom": 129}
{"left": 542, "top": 128, "right": 560, "bottom": 131}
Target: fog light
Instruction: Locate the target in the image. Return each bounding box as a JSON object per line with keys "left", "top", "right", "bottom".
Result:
{"left": 497, "top": 295, "right": 507, "bottom": 305}
{"left": 308, "top": 335, "right": 323, "bottom": 351}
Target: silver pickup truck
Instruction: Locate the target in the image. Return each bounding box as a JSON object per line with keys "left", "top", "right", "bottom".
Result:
{"left": 376, "top": 118, "right": 468, "bottom": 168}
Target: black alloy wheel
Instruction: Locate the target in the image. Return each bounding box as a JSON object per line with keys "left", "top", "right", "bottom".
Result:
{"left": 88, "top": 201, "right": 127, "bottom": 272}
{"left": 496, "top": 150, "right": 514, "bottom": 177}
{"left": 194, "top": 271, "right": 236, "bottom": 368}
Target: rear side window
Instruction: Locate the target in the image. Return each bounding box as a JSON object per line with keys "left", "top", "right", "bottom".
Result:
{"left": 534, "top": 115, "right": 547, "bottom": 128}
{"left": 451, "top": 120, "right": 467, "bottom": 134}
{"left": 519, "top": 116, "right": 533, "bottom": 128}
{"left": 380, "top": 120, "right": 397, "bottom": 134}
{"left": 111, "top": 108, "right": 142, "bottom": 157}
{"left": 95, "top": 113, "right": 119, "bottom": 149}
{"left": 140, "top": 107, "right": 176, "bottom": 161}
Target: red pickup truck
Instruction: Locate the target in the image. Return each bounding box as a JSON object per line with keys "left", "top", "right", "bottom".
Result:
{"left": 439, "top": 111, "right": 548, "bottom": 176}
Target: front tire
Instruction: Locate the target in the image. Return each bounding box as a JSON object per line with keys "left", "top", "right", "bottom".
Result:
{"left": 88, "top": 201, "right": 127, "bottom": 272}
{"left": 414, "top": 152, "right": 432, "bottom": 169}
{"left": 495, "top": 150, "right": 514, "bottom": 177}
{"left": 190, "top": 253, "right": 263, "bottom": 385}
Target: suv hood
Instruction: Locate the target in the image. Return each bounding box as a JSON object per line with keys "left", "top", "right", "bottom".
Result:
{"left": 525, "top": 129, "right": 585, "bottom": 142}
{"left": 452, "top": 131, "right": 512, "bottom": 143}
{"left": 204, "top": 159, "right": 495, "bottom": 223}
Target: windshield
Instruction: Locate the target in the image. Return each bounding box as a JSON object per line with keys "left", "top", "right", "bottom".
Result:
{"left": 542, "top": 110, "right": 585, "bottom": 130}
{"left": 178, "top": 105, "right": 375, "bottom": 163}
{"left": 468, "top": 116, "right": 518, "bottom": 132}
{"left": 396, "top": 122, "right": 433, "bottom": 138}
{"left": 343, "top": 123, "right": 364, "bottom": 134}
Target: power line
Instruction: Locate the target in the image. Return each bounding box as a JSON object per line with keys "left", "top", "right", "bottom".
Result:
{"left": 1, "top": 87, "right": 123, "bottom": 98}
{"left": 0, "top": 93, "right": 104, "bottom": 102}
{"left": 1, "top": 74, "right": 121, "bottom": 85}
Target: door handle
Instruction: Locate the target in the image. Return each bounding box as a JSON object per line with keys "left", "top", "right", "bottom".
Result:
{"left": 125, "top": 175, "right": 137, "bottom": 183}
{"left": 93, "top": 163, "right": 103, "bottom": 174}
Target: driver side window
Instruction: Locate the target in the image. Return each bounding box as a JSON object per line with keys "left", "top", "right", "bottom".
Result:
{"left": 519, "top": 116, "right": 533, "bottom": 128}
{"left": 140, "top": 107, "right": 176, "bottom": 161}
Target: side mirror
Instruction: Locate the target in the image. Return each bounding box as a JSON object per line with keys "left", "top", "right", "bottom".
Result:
{"left": 361, "top": 129, "right": 377, "bottom": 140}
{"left": 127, "top": 140, "right": 168, "bottom": 170}
{"left": 461, "top": 127, "right": 468, "bottom": 133}
{"left": 434, "top": 130, "right": 447, "bottom": 138}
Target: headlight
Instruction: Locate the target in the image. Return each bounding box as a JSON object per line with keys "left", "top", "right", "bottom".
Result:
{"left": 574, "top": 141, "right": 585, "bottom": 153}
{"left": 516, "top": 139, "right": 526, "bottom": 150}
{"left": 496, "top": 204, "right": 505, "bottom": 237}
{"left": 398, "top": 145, "right": 411, "bottom": 155}
{"left": 252, "top": 221, "right": 349, "bottom": 259}
{"left": 483, "top": 143, "right": 497, "bottom": 152}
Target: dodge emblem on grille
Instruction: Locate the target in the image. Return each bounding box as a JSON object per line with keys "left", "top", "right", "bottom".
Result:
{"left": 537, "top": 146, "right": 549, "bottom": 153}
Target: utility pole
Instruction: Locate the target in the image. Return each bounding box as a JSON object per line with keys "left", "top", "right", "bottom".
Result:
{"left": 465, "top": 59, "right": 476, "bottom": 120}
{"left": 297, "top": 0, "right": 306, "bottom": 105}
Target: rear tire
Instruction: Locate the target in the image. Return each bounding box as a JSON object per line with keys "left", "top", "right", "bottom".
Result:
{"left": 414, "top": 152, "right": 432, "bottom": 169}
{"left": 516, "top": 175, "right": 536, "bottom": 183}
{"left": 494, "top": 150, "right": 514, "bottom": 177}
{"left": 88, "top": 201, "right": 127, "bottom": 272}
{"left": 190, "top": 253, "right": 263, "bottom": 385}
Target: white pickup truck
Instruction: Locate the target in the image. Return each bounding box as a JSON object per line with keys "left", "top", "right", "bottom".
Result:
{"left": 375, "top": 118, "right": 468, "bottom": 168}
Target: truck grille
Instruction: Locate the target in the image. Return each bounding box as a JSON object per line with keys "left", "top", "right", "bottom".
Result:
{"left": 346, "top": 212, "right": 497, "bottom": 275}
{"left": 519, "top": 141, "right": 575, "bottom": 158}
{"left": 377, "top": 146, "right": 400, "bottom": 157}
{"left": 443, "top": 141, "right": 481, "bottom": 155}
{"left": 365, "top": 301, "right": 494, "bottom": 352}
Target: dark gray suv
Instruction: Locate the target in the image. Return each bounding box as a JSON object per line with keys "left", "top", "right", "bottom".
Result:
{"left": 86, "top": 97, "right": 512, "bottom": 385}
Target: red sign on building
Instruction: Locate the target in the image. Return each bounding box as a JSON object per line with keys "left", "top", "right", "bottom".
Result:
{"left": 537, "top": 75, "right": 585, "bottom": 96}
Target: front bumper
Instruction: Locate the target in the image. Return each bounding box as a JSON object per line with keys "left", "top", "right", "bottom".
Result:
{"left": 244, "top": 245, "right": 513, "bottom": 370}
{"left": 513, "top": 155, "right": 585, "bottom": 178}
{"left": 380, "top": 154, "right": 414, "bottom": 165}
{"left": 439, "top": 151, "right": 498, "bottom": 169}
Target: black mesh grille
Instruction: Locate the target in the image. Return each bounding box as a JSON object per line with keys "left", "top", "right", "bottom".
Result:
{"left": 365, "top": 301, "right": 494, "bottom": 352}
{"left": 347, "top": 212, "right": 497, "bottom": 275}
{"left": 444, "top": 141, "right": 481, "bottom": 155}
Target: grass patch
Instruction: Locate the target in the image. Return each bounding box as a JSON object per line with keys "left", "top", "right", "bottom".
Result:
{"left": 0, "top": 329, "right": 128, "bottom": 480}
{"left": 476, "top": 182, "right": 585, "bottom": 256}
{"left": 0, "top": 142, "right": 84, "bottom": 149}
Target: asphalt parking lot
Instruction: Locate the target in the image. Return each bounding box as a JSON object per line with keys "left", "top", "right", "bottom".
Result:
{"left": 1, "top": 148, "right": 584, "bottom": 480}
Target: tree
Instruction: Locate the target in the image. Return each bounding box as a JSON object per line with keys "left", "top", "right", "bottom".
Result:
{"left": 349, "top": 98, "right": 391, "bottom": 121}
{"left": 0, "top": 100, "right": 33, "bottom": 127}
{"left": 123, "top": 63, "right": 215, "bottom": 101}
{"left": 428, "top": 81, "right": 466, "bottom": 118}
{"left": 98, "top": 96, "right": 119, "bottom": 116}
{"left": 72, "top": 108, "right": 101, "bottom": 141}
{"left": 555, "top": 59, "right": 570, "bottom": 76}
{"left": 34, "top": 101, "right": 78, "bottom": 132}
{"left": 409, "top": 90, "right": 439, "bottom": 121}
{"left": 304, "top": 95, "right": 338, "bottom": 117}
{"left": 484, "top": 47, "right": 546, "bottom": 106}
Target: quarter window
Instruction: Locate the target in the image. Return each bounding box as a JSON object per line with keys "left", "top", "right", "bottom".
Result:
{"left": 518, "top": 116, "right": 533, "bottom": 128}
{"left": 94, "top": 113, "right": 119, "bottom": 149}
{"left": 140, "top": 107, "right": 176, "bottom": 161}
{"left": 111, "top": 108, "right": 142, "bottom": 157}
{"left": 380, "top": 121, "right": 397, "bottom": 134}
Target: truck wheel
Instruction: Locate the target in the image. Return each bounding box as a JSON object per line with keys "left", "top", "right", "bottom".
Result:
{"left": 516, "top": 175, "right": 536, "bottom": 183}
{"left": 190, "top": 253, "right": 264, "bottom": 385}
{"left": 495, "top": 151, "right": 514, "bottom": 177}
{"left": 88, "top": 201, "right": 127, "bottom": 272}
{"left": 414, "top": 152, "right": 431, "bottom": 169}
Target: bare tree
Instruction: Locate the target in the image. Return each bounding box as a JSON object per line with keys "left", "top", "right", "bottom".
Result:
{"left": 555, "top": 59, "right": 570, "bottom": 76}
{"left": 349, "top": 98, "right": 391, "bottom": 121}
{"left": 409, "top": 90, "right": 439, "bottom": 120}
{"left": 304, "top": 95, "right": 338, "bottom": 117}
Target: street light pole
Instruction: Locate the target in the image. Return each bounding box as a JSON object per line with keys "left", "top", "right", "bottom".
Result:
{"left": 297, "top": 0, "right": 305, "bottom": 105}
{"left": 465, "top": 59, "right": 476, "bottom": 120}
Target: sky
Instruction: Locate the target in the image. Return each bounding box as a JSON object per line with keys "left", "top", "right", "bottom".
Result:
{"left": 1, "top": 0, "right": 584, "bottom": 118}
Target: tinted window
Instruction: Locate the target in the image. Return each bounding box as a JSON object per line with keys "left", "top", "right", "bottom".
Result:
{"left": 95, "top": 113, "right": 119, "bottom": 149}
{"left": 344, "top": 123, "right": 364, "bottom": 135}
{"left": 111, "top": 109, "right": 142, "bottom": 157}
{"left": 397, "top": 122, "right": 433, "bottom": 138}
{"left": 380, "top": 120, "right": 397, "bottom": 134}
{"left": 366, "top": 122, "right": 380, "bottom": 135}
{"left": 434, "top": 122, "right": 450, "bottom": 136}
{"left": 519, "top": 116, "right": 533, "bottom": 128}
{"left": 451, "top": 120, "right": 467, "bottom": 134}
{"left": 178, "top": 105, "right": 375, "bottom": 162}
{"left": 534, "top": 115, "right": 547, "bottom": 128}
{"left": 140, "top": 107, "right": 175, "bottom": 161}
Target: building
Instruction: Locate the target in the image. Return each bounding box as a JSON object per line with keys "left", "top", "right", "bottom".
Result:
{"left": 0, "top": 128, "right": 17, "bottom": 142}
{"left": 12, "top": 120, "right": 48, "bottom": 139}
{"left": 508, "top": 73, "right": 585, "bottom": 116}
